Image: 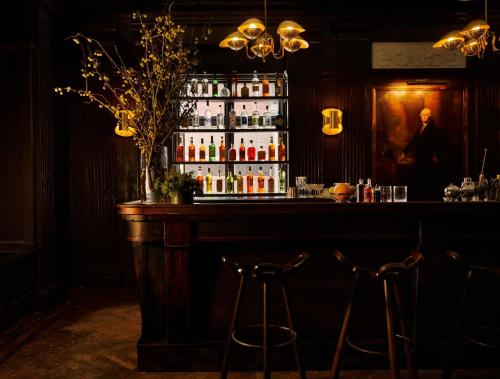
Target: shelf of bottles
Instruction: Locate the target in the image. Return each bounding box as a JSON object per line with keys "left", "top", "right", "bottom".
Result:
{"left": 170, "top": 71, "right": 289, "bottom": 196}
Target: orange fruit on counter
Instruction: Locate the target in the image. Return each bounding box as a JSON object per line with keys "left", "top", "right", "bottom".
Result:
{"left": 333, "top": 182, "right": 350, "bottom": 202}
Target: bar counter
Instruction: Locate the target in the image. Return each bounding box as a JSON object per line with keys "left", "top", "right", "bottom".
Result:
{"left": 118, "top": 200, "right": 500, "bottom": 371}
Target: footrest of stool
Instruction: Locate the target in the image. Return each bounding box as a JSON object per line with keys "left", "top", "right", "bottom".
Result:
{"left": 346, "top": 333, "right": 415, "bottom": 356}
{"left": 232, "top": 324, "right": 297, "bottom": 349}
{"left": 464, "top": 326, "right": 500, "bottom": 350}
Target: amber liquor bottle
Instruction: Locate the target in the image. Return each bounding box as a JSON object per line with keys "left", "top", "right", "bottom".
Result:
{"left": 267, "top": 167, "right": 275, "bottom": 193}
{"left": 262, "top": 74, "right": 270, "bottom": 97}
{"left": 364, "top": 178, "right": 374, "bottom": 203}
{"left": 241, "top": 82, "right": 249, "bottom": 97}
{"left": 196, "top": 166, "right": 204, "bottom": 193}
{"left": 278, "top": 138, "right": 286, "bottom": 161}
{"left": 239, "top": 138, "right": 245, "bottom": 161}
{"left": 236, "top": 171, "right": 244, "bottom": 194}
{"left": 247, "top": 140, "right": 256, "bottom": 161}
{"left": 176, "top": 135, "right": 184, "bottom": 162}
{"left": 257, "top": 146, "right": 266, "bottom": 161}
{"left": 206, "top": 168, "right": 213, "bottom": 193}
{"left": 216, "top": 169, "right": 224, "bottom": 193}
{"left": 268, "top": 136, "right": 276, "bottom": 161}
{"left": 219, "top": 136, "right": 226, "bottom": 161}
{"left": 247, "top": 166, "right": 254, "bottom": 193}
{"left": 188, "top": 137, "right": 195, "bottom": 162}
{"left": 199, "top": 138, "right": 206, "bottom": 161}
{"left": 257, "top": 167, "right": 265, "bottom": 193}
{"left": 229, "top": 143, "right": 236, "bottom": 161}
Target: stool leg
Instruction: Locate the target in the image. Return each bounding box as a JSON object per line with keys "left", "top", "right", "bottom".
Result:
{"left": 330, "top": 271, "right": 361, "bottom": 379}
{"left": 281, "top": 279, "right": 306, "bottom": 379}
{"left": 263, "top": 280, "right": 270, "bottom": 379}
{"left": 384, "top": 278, "right": 401, "bottom": 379}
{"left": 443, "top": 270, "right": 473, "bottom": 379}
{"left": 220, "top": 274, "right": 246, "bottom": 379}
{"left": 393, "top": 281, "right": 418, "bottom": 379}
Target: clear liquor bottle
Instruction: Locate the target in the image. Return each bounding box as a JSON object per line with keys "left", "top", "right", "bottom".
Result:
{"left": 252, "top": 70, "right": 260, "bottom": 96}
{"left": 263, "top": 105, "right": 272, "bottom": 127}
{"left": 206, "top": 168, "right": 213, "bottom": 193}
{"left": 216, "top": 105, "right": 224, "bottom": 129}
{"left": 190, "top": 77, "right": 198, "bottom": 96}
{"left": 226, "top": 171, "right": 234, "bottom": 194}
{"left": 209, "top": 136, "right": 216, "bottom": 162}
{"left": 251, "top": 102, "right": 260, "bottom": 128}
{"left": 229, "top": 106, "right": 237, "bottom": 129}
{"left": 204, "top": 100, "right": 211, "bottom": 128}
{"left": 278, "top": 165, "right": 286, "bottom": 193}
{"left": 356, "top": 179, "right": 365, "bottom": 203}
{"left": 219, "top": 136, "right": 226, "bottom": 162}
{"left": 240, "top": 105, "right": 248, "bottom": 128}
{"left": 247, "top": 167, "right": 254, "bottom": 193}
{"left": 192, "top": 104, "right": 199, "bottom": 128}
{"left": 201, "top": 71, "right": 209, "bottom": 97}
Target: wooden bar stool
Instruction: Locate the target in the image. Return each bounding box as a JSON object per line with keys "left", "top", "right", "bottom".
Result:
{"left": 220, "top": 253, "right": 309, "bottom": 379}
{"left": 443, "top": 250, "right": 500, "bottom": 379}
{"left": 330, "top": 250, "right": 423, "bottom": 379}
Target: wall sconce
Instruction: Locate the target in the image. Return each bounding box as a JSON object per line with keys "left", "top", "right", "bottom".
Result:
{"left": 114, "top": 110, "right": 136, "bottom": 138}
{"left": 322, "top": 108, "right": 343, "bottom": 135}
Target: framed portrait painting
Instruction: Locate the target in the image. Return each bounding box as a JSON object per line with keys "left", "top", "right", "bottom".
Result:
{"left": 372, "top": 83, "right": 467, "bottom": 199}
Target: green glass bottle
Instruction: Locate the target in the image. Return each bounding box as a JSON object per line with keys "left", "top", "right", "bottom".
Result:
{"left": 209, "top": 135, "right": 216, "bottom": 161}
{"left": 226, "top": 171, "right": 234, "bottom": 194}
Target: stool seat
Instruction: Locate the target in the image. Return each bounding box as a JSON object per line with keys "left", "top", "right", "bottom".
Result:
{"left": 330, "top": 249, "right": 423, "bottom": 379}
{"left": 444, "top": 250, "right": 500, "bottom": 379}
{"left": 220, "top": 253, "right": 309, "bottom": 379}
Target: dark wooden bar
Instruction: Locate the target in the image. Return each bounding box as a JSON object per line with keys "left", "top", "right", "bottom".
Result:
{"left": 118, "top": 200, "right": 500, "bottom": 371}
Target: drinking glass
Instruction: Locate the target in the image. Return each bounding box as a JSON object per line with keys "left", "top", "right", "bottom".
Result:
{"left": 393, "top": 185, "right": 407, "bottom": 202}
{"left": 295, "top": 176, "right": 307, "bottom": 196}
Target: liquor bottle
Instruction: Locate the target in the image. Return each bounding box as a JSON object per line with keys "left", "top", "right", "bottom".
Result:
{"left": 247, "top": 166, "right": 254, "bottom": 193}
{"left": 239, "top": 138, "right": 245, "bottom": 161}
{"left": 220, "top": 85, "right": 230, "bottom": 97}
{"left": 188, "top": 137, "right": 195, "bottom": 162}
{"left": 226, "top": 170, "right": 234, "bottom": 194}
{"left": 258, "top": 167, "right": 265, "bottom": 193}
{"left": 251, "top": 101, "right": 260, "bottom": 128}
{"left": 240, "top": 105, "right": 248, "bottom": 128}
{"left": 229, "top": 107, "right": 237, "bottom": 129}
{"left": 204, "top": 100, "right": 212, "bottom": 127}
{"left": 262, "top": 74, "right": 270, "bottom": 97}
{"left": 199, "top": 138, "right": 206, "bottom": 161}
{"left": 364, "top": 178, "right": 374, "bottom": 203}
{"left": 219, "top": 136, "right": 226, "bottom": 161}
{"left": 241, "top": 82, "right": 249, "bottom": 97}
{"left": 229, "top": 143, "right": 236, "bottom": 161}
{"left": 212, "top": 74, "right": 218, "bottom": 97}
{"left": 268, "top": 136, "right": 276, "bottom": 161}
{"left": 206, "top": 168, "right": 213, "bottom": 193}
{"left": 196, "top": 166, "right": 204, "bottom": 193}
{"left": 263, "top": 105, "right": 272, "bottom": 127}
{"left": 209, "top": 136, "right": 216, "bottom": 162}
{"left": 201, "top": 71, "right": 209, "bottom": 96}
{"left": 278, "top": 165, "right": 286, "bottom": 193}
{"left": 257, "top": 146, "right": 266, "bottom": 161}
{"left": 236, "top": 171, "right": 244, "bottom": 194}
{"left": 192, "top": 104, "right": 199, "bottom": 128}
{"left": 176, "top": 135, "right": 184, "bottom": 162}
{"left": 252, "top": 70, "right": 260, "bottom": 96}
{"left": 267, "top": 167, "right": 275, "bottom": 193}
{"left": 356, "top": 179, "right": 365, "bottom": 203}
{"left": 247, "top": 140, "right": 256, "bottom": 161}
{"left": 216, "top": 169, "right": 224, "bottom": 193}
{"left": 374, "top": 184, "right": 381, "bottom": 202}
{"left": 231, "top": 70, "right": 238, "bottom": 97}
{"left": 217, "top": 105, "right": 224, "bottom": 129}
{"left": 190, "top": 77, "right": 198, "bottom": 96}
{"left": 278, "top": 137, "right": 286, "bottom": 161}
{"left": 275, "top": 73, "right": 282, "bottom": 96}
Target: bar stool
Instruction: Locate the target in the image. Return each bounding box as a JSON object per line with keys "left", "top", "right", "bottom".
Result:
{"left": 220, "top": 252, "right": 309, "bottom": 379}
{"left": 443, "top": 250, "right": 500, "bottom": 379}
{"left": 330, "top": 249, "right": 423, "bottom": 379}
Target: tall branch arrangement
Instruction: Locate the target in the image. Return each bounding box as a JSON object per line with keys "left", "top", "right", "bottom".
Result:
{"left": 55, "top": 11, "right": 206, "bottom": 200}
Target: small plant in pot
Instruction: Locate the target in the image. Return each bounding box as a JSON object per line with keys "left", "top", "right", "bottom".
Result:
{"left": 155, "top": 169, "right": 202, "bottom": 204}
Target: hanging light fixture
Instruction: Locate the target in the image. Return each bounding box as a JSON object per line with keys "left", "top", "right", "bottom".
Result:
{"left": 433, "top": 0, "right": 499, "bottom": 58}
{"left": 219, "top": 0, "right": 308, "bottom": 61}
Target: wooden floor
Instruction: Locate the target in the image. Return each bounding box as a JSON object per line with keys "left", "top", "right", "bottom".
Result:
{"left": 0, "top": 289, "right": 498, "bottom": 379}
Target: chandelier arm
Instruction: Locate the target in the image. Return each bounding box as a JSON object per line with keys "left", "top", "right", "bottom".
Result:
{"left": 244, "top": 42, "right": 258, "bottom": 59}
{"left": 492, "top": 32, "right": 500, "bottom": 51}
{"left": 272, "top": 37, "right": 286, "bottom": 59}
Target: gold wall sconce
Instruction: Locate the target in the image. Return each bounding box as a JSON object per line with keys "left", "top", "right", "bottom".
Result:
{"left": 322, "top": 108, "right": 343, "bottom": 135}
{"left": 114, "top": 110, "right": 136, "bottom": 138}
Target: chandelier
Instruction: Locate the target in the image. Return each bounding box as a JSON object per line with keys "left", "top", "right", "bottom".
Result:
{"left": 433, "top": 0, "right": 499, "bottom": 58}
{"left": 219, "top": 0, "right": 309, "bottom": 61}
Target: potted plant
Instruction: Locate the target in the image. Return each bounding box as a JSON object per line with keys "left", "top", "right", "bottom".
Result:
{"left": 154, "top": 169, "right": 202, "bottom": 204}
{"left": 54, "top": 10, "right": 209, "bottom": 201}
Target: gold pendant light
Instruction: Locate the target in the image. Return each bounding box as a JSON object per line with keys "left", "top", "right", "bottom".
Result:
{"left": 433, "top": 0, "right": 499, "bottom": 58}
{"left": 219, "top": 0, "right": 308, "bottom": 61}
